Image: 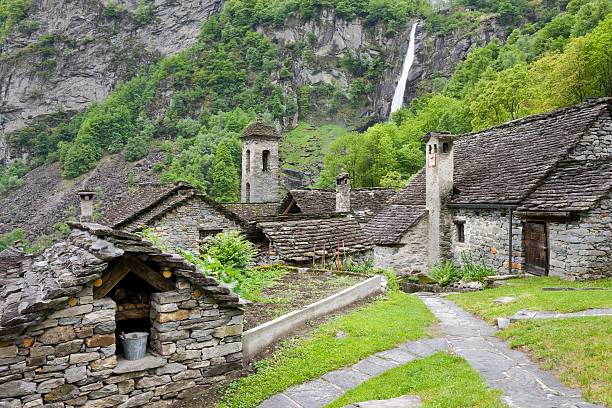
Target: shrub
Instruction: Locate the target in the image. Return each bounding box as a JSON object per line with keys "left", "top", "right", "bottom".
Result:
{"left": 179, "top": 231, "right": 259, "bottom": 297}
{"left": 428, "top": 260, "right": 461, "bottom": 286}
{"left": 124, "top": 136, "right": 148, "bottom": 161}
{"left": 200, "top": 230, "right": 258, "bottom": 270}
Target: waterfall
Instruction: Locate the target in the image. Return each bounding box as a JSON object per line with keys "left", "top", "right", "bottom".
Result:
{"left": 389, "top": 22, "right": 418, "bottom": 120}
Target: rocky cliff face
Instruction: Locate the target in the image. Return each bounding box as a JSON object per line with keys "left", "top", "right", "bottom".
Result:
{"left": 0, "top": 0, "right": 224, "bottom": 165}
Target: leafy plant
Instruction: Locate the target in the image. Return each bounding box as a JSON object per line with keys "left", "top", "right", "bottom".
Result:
{"left": 200, "top": 230, "right": 258, "bottom": 270}
{"left": 345, "top": 258, "right": 375, "bottom": 275}
{"left": 460, "top": 250, "right": 495, "bottom": 282}
{"left": 382, "top": 268, "right": 400, "bottom": 292}
{"left": 428, "top": 260, "right": 461, "bottom": 287}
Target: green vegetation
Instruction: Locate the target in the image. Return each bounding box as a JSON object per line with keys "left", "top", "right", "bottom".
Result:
{"left": 0, "top": 227, "right": 52, "bottom": 254}
{"left": 219, "top": 292, "right": 436, "bottom": 408}
{"left": 324, "top": 352, "right": 506, "bottom": 408}
{"left": 179, "top": 231, "right": 265, "bottom": 297}
{"left": 447, "top": 277, "right": 612, "bottom": 324}
{"left": 0, "top": 0, "right": 29, "bottom": 45}
{"left": 428, "top": 252, "right": 495, "bottom": 286}
{"left": 499, "top": 317, "right": 611, "bottom": 406}
{"left": 0, "top": 159, "right": 29, "bottom": 195}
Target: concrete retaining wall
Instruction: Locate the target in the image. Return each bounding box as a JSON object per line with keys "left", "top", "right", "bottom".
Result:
{"left": 243, "top": 275, "right": 383, "bottom": 359}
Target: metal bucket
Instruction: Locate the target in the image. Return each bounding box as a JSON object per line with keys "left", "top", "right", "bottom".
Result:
{"left": 120, "top": 332, "right": 148, "bottom": 360}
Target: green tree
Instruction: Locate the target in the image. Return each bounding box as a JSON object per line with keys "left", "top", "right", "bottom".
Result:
{"left": 582, "top": 14, "right": 612, "bottom": 97}
{"left": 62, "top": 133, "right": 102, "bottom": 179}
{"left": 210, "top": 144, "right": 240, "bottom": 202}
{"left": 124, "top": 136, "right": 148, "bottom": 161}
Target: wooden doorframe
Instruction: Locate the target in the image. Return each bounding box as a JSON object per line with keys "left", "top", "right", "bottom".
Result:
{"left": 524, "top": 221, "right": 549, "bottom": 276}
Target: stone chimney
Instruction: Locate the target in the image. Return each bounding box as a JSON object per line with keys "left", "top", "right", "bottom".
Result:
{"left": 13, "top": 240, "right": 23, "bottom": 251}
{"left": 423, "top": 132, "right": 458, "bottom": 266}
{"left": 335, "top": 173, "right": 351, "bottom": 213}
{"left": 77, "top": 191, "right": 96, "bottom": 222}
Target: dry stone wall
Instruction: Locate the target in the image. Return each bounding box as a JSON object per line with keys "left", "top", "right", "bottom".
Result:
{"left": 0, "top": 278, "right": 243, "bottom": 407}
{"left": 450, "top": 208, "right": 524, "bottom": 274}
{"left": 548, "top": 193, "right": 611, "bottom": 280}
{"left": 373, "top": 215, "right": 429, "bottom": 275}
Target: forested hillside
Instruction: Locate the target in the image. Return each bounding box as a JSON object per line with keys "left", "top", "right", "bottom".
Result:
{"left": 0, "top": 0, "right": 610, "bottom": 250}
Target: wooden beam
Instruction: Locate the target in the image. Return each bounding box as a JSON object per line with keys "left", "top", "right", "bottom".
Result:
{"left": 125, "top": 255, "right": 175, "bottom": 292}
{"left": 116, "top": 308, "right": 150, "bottom": 321}
{"left": 94, "top": 262, "right": 131, "bottom": 299}
{"left": 282, "top": 198, "right": 297, "bottom": 215}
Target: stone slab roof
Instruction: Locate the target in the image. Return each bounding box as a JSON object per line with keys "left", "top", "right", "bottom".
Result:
{"left": 98, "top": 182, "right": 245, "bottom": 232}
{"left": 364, "top": 169, "right": 426, "bottom": 245}
{"left": 279, "top": 188, "right": 395, "bottom": 222}
{"left": 451, "top": 98, "right": 610, "bottom": 206}
{"left": 256, "top": 215, "right": 372, "bottom": 262}
{"left": 222, "top": 202, "right": 280, "bottom": 222}
{"left": 518, "top": 160, "right": 612, "bottom": 212}
{"left": 0, "top": 222, "right": 241, "bottom": 339}
{"left": 240, "top": 117, "right": 280, "bottom": 139}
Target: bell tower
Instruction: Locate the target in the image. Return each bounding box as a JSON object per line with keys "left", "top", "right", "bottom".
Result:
{"left": 240, "top": 116, "right": 280, "bottom": 203}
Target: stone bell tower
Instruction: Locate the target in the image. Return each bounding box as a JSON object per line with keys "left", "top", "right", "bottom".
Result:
{"left": 240, "top": 116, "right": 280, "bottom": 203}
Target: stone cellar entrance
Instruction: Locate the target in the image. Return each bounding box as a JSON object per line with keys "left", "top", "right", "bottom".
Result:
{"left": 93, "top": 255, "right": 175, "bottom": 357}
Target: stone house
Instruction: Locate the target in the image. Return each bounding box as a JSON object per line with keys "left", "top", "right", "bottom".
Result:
{"left": 98, "top": 181, "right": 246, "bottom": 254}
{"left": 0, "top": 221, "right": 244, "bottom": 407}
{"left": 367, "top": 98, "right": 612, "bottom": 280}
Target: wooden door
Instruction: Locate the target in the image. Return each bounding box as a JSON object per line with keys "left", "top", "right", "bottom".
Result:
{"left": 524, "top": 222, "right": 548, "bottom": 276}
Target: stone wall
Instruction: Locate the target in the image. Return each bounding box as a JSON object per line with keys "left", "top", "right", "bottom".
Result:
{"left": 374, "top": 215, "right": 429, "bottom": 276}
{"left": 0, "top": 278, "right": 243, "bottom": 408}
{"left": 548, "top": 193, "right": 612, "bottom": 280}
{"left": 450, "top": 208, "right": 524, "bottom": 274}
{"left": 148, "top": 197, "right": 241, "bottom": 254}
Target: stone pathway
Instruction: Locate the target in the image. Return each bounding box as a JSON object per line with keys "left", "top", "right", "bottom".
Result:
{"left": 258, "top": 294, "right": 605, "bottom": 408}
{"left": 418, "top": 294, "right": 604, "bottom": 408}
{"left": 258, "top": 337, "right": 450, "bottom": 408}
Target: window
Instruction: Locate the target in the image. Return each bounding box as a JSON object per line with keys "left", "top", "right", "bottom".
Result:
{"left": 442, "top": 142, "right": 449, "bottom": 153}
{"left": 245, "top": 183, "right": 250, "bottom": 203}
{"left": 455, "top": 221, "right": 465, "bottom": 243}
{"left": 262, "top": 150, "right": 270, "bottom": 172}
{"left": 245, "top": 150, "right": 250, "bottom": 173}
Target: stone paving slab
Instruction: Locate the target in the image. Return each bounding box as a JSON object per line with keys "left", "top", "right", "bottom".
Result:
{"left": 284, "top": 379, "right": 344, "bottom": 408}
{"left": 342, "top": 395, "right": 423, "bottom": 407}
{"left": 510, "top": 308, "right": 612, "bottom": 323}
{"left": 322, "top": 369, "right": 371, "bottom": 391}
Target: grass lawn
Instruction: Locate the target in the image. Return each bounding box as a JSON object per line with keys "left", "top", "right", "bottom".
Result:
{"left": 218, "top": 292, "right": 437, "bottom": 408}
{"left": 324, "top": 352, "right": 507, "bottom": 408}
{"left": 498, "top": 316, "right": 612, "bottom": 407}
{"left": 447, "top": 277, "right": 612, "bottom": 324}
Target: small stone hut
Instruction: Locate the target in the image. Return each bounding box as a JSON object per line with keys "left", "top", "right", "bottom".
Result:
{"left": 367, "top": 98, "right": 612, "bottom": 280}
{"left": 98, "top": 182, "right": 246, "bottom": 254}
{"left": 0, "top": 222, "right": 244, "bottom": 407}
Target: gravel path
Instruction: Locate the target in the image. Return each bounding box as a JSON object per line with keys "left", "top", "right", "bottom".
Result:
{"left": 257, "top": 294, "right": 605, "bottom": 408}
